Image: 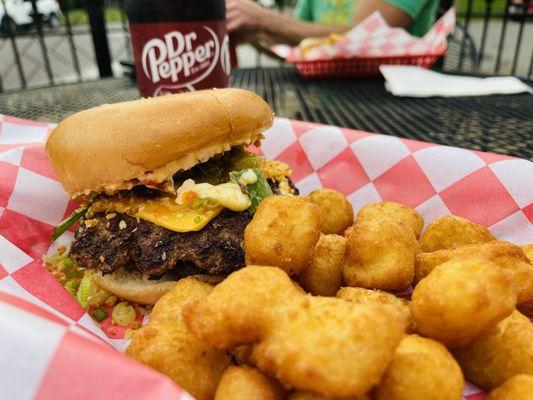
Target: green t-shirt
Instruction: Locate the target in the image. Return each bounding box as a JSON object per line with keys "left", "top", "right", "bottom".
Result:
{"left": 295, "top": 0, "right": 438, "bottom": 37}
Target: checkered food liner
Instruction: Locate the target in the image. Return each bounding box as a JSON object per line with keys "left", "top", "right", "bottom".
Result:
{"left": 271, "top": 8, "right": 455, "bottom": 61}
{"left": 0, "top": 114, "right": 532, "bottom": 399}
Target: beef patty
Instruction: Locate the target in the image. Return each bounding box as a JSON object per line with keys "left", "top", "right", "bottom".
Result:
{"left": 70, "top": 178, "right": 298, "bottom": 278}
{"left": 71, "top": 209, "right": 252, "bottom": 277}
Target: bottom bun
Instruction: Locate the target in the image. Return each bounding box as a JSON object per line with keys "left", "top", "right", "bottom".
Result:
{"left": 93, "top": 269, "right": 177, "bottom": 305}
{"left": 93, "top": 269, "right": 226, "bottom": 305}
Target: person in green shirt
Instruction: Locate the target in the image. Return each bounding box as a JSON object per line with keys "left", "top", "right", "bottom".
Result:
{"left": 227, "top": 0, "right": 439, "bottom": 46}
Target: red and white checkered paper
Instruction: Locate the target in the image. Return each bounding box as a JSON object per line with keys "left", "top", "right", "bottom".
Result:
{"left": 272, "top": 8, "right": 455, "bottom": 61}
{"left": 0, "top": 113, "right": 532, "bottom": 400}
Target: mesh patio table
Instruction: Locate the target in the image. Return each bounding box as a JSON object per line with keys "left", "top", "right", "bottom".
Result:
{"left": 0, "top": 67, "right": 531, "bottom": 159}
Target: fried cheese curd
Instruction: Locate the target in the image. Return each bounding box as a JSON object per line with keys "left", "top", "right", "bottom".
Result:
{"left": 411, "top": 258, "right": 516, "bottom": 348}
{"left": 336, "top": 287, "right": 414, "bottom": 333}
{"left": 419, "top": 215, "right": 495, "bottom": 252}
{"left": 125, "top": 277, "right": 231, "bottom": 400}
{"left": 288, "top": 391, "right": 372, "bottom": 400}
{"left": 487, "top": 374, "right": 533, "bottom": 400}
{"left": 415, "top": 241, "right": 533, "bottom": 303}
{"left": 522, "top": 244, "right": 533, "bottom": 262}
{"left": 231, "top": 344, "right": 255, "bottom": 366}
{"left": 183, "top": 266, "right": 407, "bottom": 398}
{"left": 342, "top": 217, "right": 420, "bottom": 291}
{"left": 306, "top": 188, "right": 354, "bottom": 234}
{"left": 214, "top": 365, "right": 286, "bottom": 400}
{"left": 244, "top": 196, "right": 321, "bottom": 275}
{"left": 356, "top": 201, "right": 424, "bottom": 238}
{"left": 518, "top": 244, "right": 533, "bottom": 313}
{"left": 298, "top": 234, "right": 347, "bottom": 296}
{"left": 375, "top": 334, "right": 464, "bottom": 400}
{"left": 453, "top": 310, "right": 533, "bottom": 390}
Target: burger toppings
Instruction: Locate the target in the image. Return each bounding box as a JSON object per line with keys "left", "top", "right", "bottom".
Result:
{"left": 237, "top": 169, "right": 258, "bottom": 185}
{"left": 176, "top": 179, "right": 252, "bottom": 212}
{"left": 112, "top": 302, "right": 137, "bottom": 326}
{"left": 91, "top": 194, "right": 224, "bottom": 233}
{"left": 77, "top": 271, "right": 97, "bottom": 308}
{"left": 50, "top": 148, "right": 297, "bottom": 289}
{"left": 52, "top": 204, "right": 89, "bottom": 242}
{"left": 44, "top": 247, "right": 150, "bottom": 332}
{"left": 230, "top": 168, "right": 274, "bottom": 214}
{"left": 52, "top": 150, "right": 284, "bottom": 241}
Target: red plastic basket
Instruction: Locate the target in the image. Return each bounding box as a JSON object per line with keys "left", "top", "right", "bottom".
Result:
{"left": 290, "top": 53, "right": 444, "bottom": 79}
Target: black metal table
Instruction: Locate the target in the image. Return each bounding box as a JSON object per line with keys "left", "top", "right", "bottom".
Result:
{"left": 1, "top": 67, "right": 531, "bottom": 159}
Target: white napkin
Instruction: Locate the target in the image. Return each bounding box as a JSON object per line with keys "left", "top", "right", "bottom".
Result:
{"left": 380, "top": 65, "right": 533, "bottom": 97}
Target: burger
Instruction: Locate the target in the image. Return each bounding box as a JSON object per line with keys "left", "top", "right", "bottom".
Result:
{"left": 46, "top": 88, "right": 297, "bottom": 305}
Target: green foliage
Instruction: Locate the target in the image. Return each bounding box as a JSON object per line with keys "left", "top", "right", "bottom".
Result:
{"left": 457, "top": 0, "right": 507, "bottom": 16}
{"left": 63, "top": 6, "right": 124, "bottom": 25}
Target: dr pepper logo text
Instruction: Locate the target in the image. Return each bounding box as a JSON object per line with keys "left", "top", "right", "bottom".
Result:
{"left": 131, "top": 21, "right": 230, "bottom": 96}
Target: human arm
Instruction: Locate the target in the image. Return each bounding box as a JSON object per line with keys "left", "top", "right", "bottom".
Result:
{"left": 227, "top": 0, "right": 351, "bottom": 45}
{"left": 352, "top": 0, "right": 413, "bottom": 27}
{"left": 227, "top": 0, "right": 416, "bottom": 46}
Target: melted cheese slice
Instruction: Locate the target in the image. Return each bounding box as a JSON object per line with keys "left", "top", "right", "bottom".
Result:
{"left": 176, "top": 179, "right": 251, "bottom": 212}
{"left": 90, "top": 179, "right": 254, "bottom": 233}
{"left": 91, "top": 196, "right": 223, "bottom": 233}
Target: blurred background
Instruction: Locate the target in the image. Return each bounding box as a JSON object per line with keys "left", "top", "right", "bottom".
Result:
{"left": 0, "top": 0, "right": 531, "bottom": 92}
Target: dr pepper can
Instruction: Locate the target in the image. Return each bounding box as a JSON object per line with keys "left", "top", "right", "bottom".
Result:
{"left": 126, "top": 0, "right": 230, "bottom": 97}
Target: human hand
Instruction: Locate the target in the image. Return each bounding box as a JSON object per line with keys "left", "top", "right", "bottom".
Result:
{"left": 227, "top": 0, "right": 269, "bottom": 33}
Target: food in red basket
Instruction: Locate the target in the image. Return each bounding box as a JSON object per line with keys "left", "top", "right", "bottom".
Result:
{"left": 411, "top": 258, "right": 516, "bottom": 348}
{"left": 214, "top": 365, "right": 286, "bottom": 400}
{"left": 487, "top": 374, "right": 533, "bottom": 400}
{"left": 126, "top": 276, "right": 231, "bottom": 400}
{"left": 419, "top": 215, "right": 495, "bottom": 252}
{"left": 183, "top": 266, "right": 407, "bottom": 398}
{"left": 453, "top": 310, "right": 533, "bottom": 390}
{"left": 374, "top": 334, "right": 464, "bottom": 400}
{"left": 342, "top": 217, "right": 420, "bottom": 291}
{"left": 298, "top": 33, "right": 344, "bottom": 59}
{"left": 45, "top": 89, "right": 298, "bottom": 305}
{"left": 415, "top": 241, "right": 533, "bottom": 304}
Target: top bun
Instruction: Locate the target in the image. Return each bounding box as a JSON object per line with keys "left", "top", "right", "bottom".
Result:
{"left": 46, "top": 88, "right": 273, "bottom": 197}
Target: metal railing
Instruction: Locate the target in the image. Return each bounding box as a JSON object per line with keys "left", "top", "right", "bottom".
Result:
{"left": 0, "top": 0, "right": 531, "bottom": 92}
{"left": 0, "top": 0, "right": 131, "bottom": 92}
{"left": 454, "top": 0, "right": 532, "bottom": 76}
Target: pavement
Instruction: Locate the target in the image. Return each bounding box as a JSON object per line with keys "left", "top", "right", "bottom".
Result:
{"left": 0, "top": 25, "right": 130, "bottom": 91}
{"left": 0, "top": 20, "right": 531, "bottom": 92}
{"left": 464, "top": 19, "right": 533, "bottom": 74}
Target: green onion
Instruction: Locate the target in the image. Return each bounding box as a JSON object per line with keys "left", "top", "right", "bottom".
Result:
{"left": 52, "top": 205, "right": 89, "bottom": 242}
{"left": 228, "top": 148, "right": 264, "bottom": 169}
{"left": 64, "top": 280, "right": 80, "bottom": 297}
{"left": 194, "top": 215, "right": 202, "bottom": 223}
{"left": 92, "top": 308, "right": 108, "bottom": 322}
{"left": 190, "top": 198, "right": 203, "bottom": 209}
{"left": 204, "top": 198, "right": 220, "bottom": 209}
{"left": 112, "top": 302, "right": 137, "bottom": 326}
{"left": 231, "top": 153, "right": 264, "bottom": 170}
{"left": 230, "top": 168, "right": 273, "bottom": 214}
{"left": 63, "top": 256, "right": 75, "bottom": 272}
{"left": 76, "top": 272, "right": 96, "bottom": 309}
{"left": 65, "top": 270, "right": 83, "bottom": 280}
